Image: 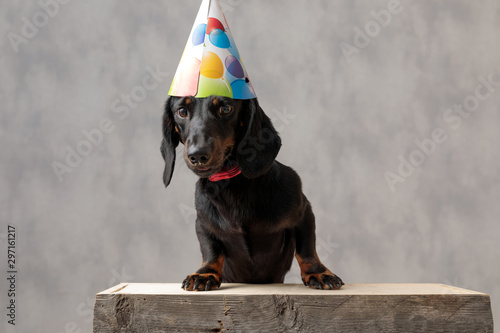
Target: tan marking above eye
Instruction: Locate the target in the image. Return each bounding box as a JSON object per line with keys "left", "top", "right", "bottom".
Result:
{"left": 184, "top": 97, "right": 192, "bottom": 105}
{"left": 212, "top": 97, "right": 219, "bottom": 106}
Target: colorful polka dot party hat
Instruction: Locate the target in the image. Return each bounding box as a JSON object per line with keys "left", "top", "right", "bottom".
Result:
{"left": 168, "top": 0, "right": 257, "bottom": 100}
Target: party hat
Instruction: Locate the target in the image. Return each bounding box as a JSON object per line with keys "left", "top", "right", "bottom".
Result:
{"left": 168, "top": 0, "right": 257, "bottom": 99}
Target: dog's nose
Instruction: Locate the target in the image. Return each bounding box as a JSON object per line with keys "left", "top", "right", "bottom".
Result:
{"left": 187, "top": 147, "right": 211, "bottom": 165}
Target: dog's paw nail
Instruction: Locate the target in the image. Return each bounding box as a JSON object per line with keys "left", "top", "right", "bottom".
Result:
{"left": 325, "top": 280, "right": 334, "bottom": 290}
{"left": 205, "top": 280, "right": 213, "bottom": 291}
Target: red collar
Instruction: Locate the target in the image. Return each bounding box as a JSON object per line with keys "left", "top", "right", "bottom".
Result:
{"left": 209, "top": 164, "right": 242, "bottom": 182}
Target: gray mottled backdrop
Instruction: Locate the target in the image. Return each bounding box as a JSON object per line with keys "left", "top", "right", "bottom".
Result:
{"left": 1, "top": 0, "right": 499, "bottom": 331}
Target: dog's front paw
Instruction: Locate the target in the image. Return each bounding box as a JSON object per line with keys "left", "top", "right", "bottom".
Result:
{"left": 302, "top": 271, "right": 344, "bottom": 290}
{"left": 182, "top": 273, "right": 221, "bottom": 291}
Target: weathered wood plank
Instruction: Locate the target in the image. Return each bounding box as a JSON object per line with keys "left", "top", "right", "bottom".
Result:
{"left": 93, "top": 283, "right": 493, "bottom": 333}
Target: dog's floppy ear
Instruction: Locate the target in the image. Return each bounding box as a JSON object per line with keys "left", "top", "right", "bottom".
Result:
{"left": 160, "top": 97, "right": 180, "bottom": 187}
{"left": 235, "top": 99, "right": 281, "bottom": 178}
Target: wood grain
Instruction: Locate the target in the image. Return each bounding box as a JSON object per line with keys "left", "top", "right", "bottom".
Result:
{"left": 93, "top": 283, "right": 493, "bottom": 332}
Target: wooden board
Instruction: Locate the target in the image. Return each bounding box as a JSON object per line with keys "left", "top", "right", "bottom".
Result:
{"left": 93, "top": 283, "right": 493, "bottom": 332}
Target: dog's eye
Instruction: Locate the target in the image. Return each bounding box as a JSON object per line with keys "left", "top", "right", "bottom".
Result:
{"left": 177, "top": 108, "right": 188, "bottom": 118}
{"left": 219, "top": 106, "right": 233, "bottom": 115}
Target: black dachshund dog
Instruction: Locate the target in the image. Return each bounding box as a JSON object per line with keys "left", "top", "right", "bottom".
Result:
{"left": 161, "top": 95, "right": 344, "bottom": 291}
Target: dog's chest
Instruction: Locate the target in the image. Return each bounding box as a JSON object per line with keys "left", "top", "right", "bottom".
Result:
{"left": 207, "top": 197, "right": 273, "bottom": 236}
{"left": 213, "top": 204, "right": 253, "bottom": 233}
{"left": 198, "top": 178, "right": 294, "bottom": 235}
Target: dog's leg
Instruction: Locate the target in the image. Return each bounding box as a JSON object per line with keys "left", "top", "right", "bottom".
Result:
{"left": 182, "top": 220, "right": 224, "bottom": 291}
{"left": 295, "top": 199, "right": 344, "bottom": 290}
